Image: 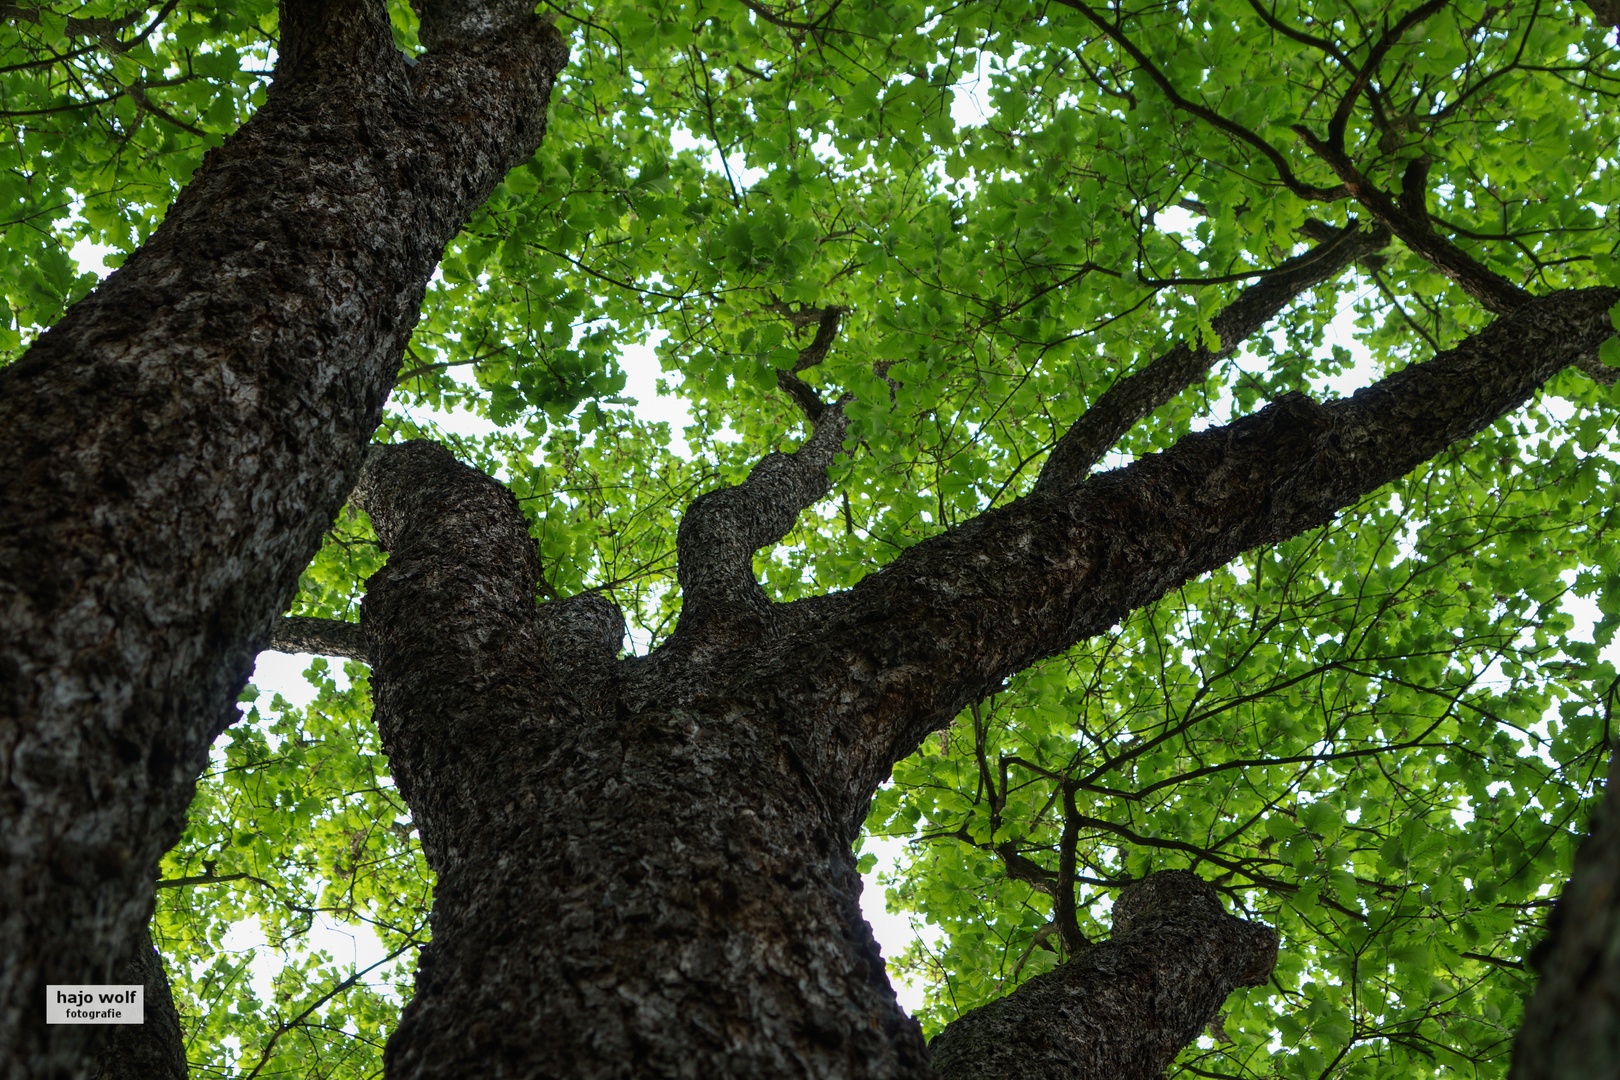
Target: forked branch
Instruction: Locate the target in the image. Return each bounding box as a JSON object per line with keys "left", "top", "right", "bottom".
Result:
{"left": 1291, "top": 128, "right": 1530, "bottom": 315}
{"left": 1034, "top": 218, "right": 1392, "bottom": 495}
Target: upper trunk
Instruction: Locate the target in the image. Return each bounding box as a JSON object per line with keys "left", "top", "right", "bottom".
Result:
{"left": 354, "top": 443, "right": 1281, "bottom": 1080}
{"left": 0, "top": 3, "right": 567, "bottom": 1074}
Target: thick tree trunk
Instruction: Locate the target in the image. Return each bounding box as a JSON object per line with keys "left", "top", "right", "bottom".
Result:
{"left": 88, "top": 925, "right": 188, "bottom": 1080}
{"left": 0, "top": 2, "right": 567, "bottom": 1075}
{"left": 350, "top": 286, "right": 1613, "bottom": 1077}
{"left": 354, "top": 441, "right": 936, "bottom": 1079}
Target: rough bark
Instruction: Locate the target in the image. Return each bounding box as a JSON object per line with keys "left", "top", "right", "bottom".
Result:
{"left": 88, "top": 925, "right": 187, "bottom": 1080}
{"left": 1034, "top": 219, "right": 1392, "bottom": 495}
{"left": 748, "top": 287, "right": 1615, "bottom": 841}
{"left": 269, "top": 615, "right": 369, "bottom": 662}
{"left": 0, "top": 0, "right": 568, "bottom": 1073}
{"left": 355, "top": 440, "right": 931, "bottom": 1080}
{"left": 346, "top": 287, "right": 1614, "bottom": 1079}
{"left": 1508, "top": 746, "right": 1620, "bottom": 1080}
{"left": 928, "top": 871, "right": 1278, "bottom": 1080}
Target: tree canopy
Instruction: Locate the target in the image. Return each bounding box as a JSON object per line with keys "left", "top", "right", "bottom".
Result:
{"left": 4, "top": 0, "right": 1619, "bottom": 1076}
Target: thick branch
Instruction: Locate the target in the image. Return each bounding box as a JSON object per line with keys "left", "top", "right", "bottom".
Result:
{"left": 411, "top": 0, "right": 541, "bottom": 50}
{"left": 354, "top": 442, "right": 627, "bottom": 862}
{"left": 928, "top": 871, "right": 1278, "bottom": 1080}
{"left": 276, "top": 0, "right": 397, "bottom": 83}
{"left": 765, "top": 287, "right": 1616, "bottom": 823}
{"left": 354, "top": 442, "right": 545, "bottom": 638}
{"left": 668, "top": 410, "right": 848, "bottom": 647}
{"left": 267, "top": 615, "right": 369, "bottom": 661}
{"left": 1034, "top": 219, "right": 1391, "bottom": 495}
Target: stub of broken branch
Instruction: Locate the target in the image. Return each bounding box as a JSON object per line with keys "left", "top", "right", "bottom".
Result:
{"left": 268, "top": 615, "right": 369, "bottom": 662}
{"left": 928, "top": 870, "right": 1278, "bottom": 1080}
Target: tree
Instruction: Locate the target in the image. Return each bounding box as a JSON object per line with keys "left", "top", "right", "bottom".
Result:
{"left": 2, "top": 0, "right": 1619, "bottom": 1077}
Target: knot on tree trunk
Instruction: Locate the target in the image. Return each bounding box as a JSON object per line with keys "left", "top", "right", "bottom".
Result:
{"left": 927, "top": 870, "right": 1278, "bottom": 1080}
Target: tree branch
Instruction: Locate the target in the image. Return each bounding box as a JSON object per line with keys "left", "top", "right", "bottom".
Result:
{"left": 773, "top": 304, "right": 847, "bottom": 423}
{"left": 411, "top": 0, "right": 546, "bottom": 51}
{"left": 1050, "top": 0, "right": 1345, "bottom": 201}
{"left": 667, "top": 410, "right": 848, "bottom": 652}
{"left": 761, "top": 286, "right": 1615, "bottom": 824}
{"left": 928, "top": 871, "right": 1277, "bottom": 1080}
{"left": 1291, "top": 128, "right": 1531, "bottom": 314}
{"left": 353, "top": 441, "right": 623, "bottom": 860}
{"left": 268, "top": 615, "right": 369, "bottom": 661}
{"left": 275, "top": 0, "right": 400, "bottom": 85}
{"left": 1324, "top": 0, "right": 1449, "bottom": 152}
{"left": 1034, "top": 218, "right": 1392, "bottom": 495}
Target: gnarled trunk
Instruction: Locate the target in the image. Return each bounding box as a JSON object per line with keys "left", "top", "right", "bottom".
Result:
{"left": 353, "top": 444, "right": 1276, "bottom": 1079}
{"left": 348, "top": 280, "right": 1616, "bottom": 1074}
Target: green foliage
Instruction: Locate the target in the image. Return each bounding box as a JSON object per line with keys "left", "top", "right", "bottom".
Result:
{"left": 5, "top": 0, "right": 1619, "bottom": 1075}
{"left": 158, "top": 662, "right": 426, "bottom": 1079}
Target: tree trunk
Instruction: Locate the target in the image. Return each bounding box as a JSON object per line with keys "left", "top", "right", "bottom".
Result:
{"left": 1509, "top": 735, "right": 1620, "bottom": 1080}
{"left": 351, "top": 284, "right": 1615, "bottom": 1076}
{"left": 0, "top": 2, "right": 567, "bottom": 1074}
{"left": 88, "top": 925, "right": 188, "bottom": 1080}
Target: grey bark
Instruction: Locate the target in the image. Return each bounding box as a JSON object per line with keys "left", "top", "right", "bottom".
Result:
{"left": 345, "top": 286, "right": 1614, "bottom": 1079}
{"left": 928, "top": 871, "right": 1278, "bottom": 1080}
{"left": 0, "top": 0, "right": 568, "bottom": 1074}
{"left": 88, "top": 925, "right": 187, "bottom": 1080}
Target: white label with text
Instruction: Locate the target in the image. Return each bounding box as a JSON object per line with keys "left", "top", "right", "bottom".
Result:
{"left": 46, "top": 985, "right": 144, "bottom": 1024}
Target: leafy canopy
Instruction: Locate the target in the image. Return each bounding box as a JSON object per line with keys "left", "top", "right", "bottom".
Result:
{"left": 4, "top": 0, "right": 1619, "bottom": 1076}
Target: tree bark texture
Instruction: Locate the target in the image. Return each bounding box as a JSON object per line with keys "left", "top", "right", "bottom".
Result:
{"left": 1509, "top": 746, "right": 1620, "bottom": 1080}
{"left": 87, "top": 925, "right": 188, "bottom": 1080}
{"left": 0, "top": 1, "right": 567, "bottom": 1074}
{"left": 270, "top": 614, "right": 369, "bottom": 661}
{"left": 927, "top": 871, "right": 1277, "bottom": 1080}
{"left": 348, "top": 286, "right": 1614, "bottom": 1079}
